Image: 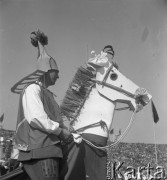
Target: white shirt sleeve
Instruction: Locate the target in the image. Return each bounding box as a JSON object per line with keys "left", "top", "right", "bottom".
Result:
{"left": 22, "top": 84, "right": 61, "bottom": 135}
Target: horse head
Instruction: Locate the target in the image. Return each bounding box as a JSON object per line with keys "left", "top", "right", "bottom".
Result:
{"left": 87, "top": 45, "right": 152, "bottom": 113}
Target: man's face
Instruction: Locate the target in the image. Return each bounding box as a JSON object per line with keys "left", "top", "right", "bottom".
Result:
{"left": 47, "top": 70, "right": 59, "bottom": 86}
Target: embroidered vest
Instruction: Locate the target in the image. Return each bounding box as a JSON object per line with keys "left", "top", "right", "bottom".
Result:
{"left": 15, "top": 83, "right": 62, "bottom": 151}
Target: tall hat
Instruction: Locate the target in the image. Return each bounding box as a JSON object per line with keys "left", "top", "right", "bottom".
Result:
{"left": 11, "top": 30, "right": 59, "bottom": 94}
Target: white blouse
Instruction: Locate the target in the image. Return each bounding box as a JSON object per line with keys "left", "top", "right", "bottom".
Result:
{"left": 22, "top": 83, "right": 61, "bottom": 135}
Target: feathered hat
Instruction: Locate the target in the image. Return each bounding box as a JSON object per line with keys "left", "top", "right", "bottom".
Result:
{"left": 11, "top": 30, "right": 59, "bottom": 94}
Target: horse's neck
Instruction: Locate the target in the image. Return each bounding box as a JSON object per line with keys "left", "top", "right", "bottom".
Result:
{"left": 73, "top": 87, "right": 116, "bottom": 137}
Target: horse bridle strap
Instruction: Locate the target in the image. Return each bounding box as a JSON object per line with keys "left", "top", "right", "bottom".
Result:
{"left": 91, "top": 78, "right": 136, "bottom": 99}
{"left": 72, "top": 120, "right": 109, "bottom": 134}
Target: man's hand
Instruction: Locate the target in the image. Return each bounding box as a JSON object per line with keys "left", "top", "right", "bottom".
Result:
{"left": 58, "top": 129, "right": 73, "bottom": 144}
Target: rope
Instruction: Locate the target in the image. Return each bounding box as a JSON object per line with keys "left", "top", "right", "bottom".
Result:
{"left": 81, "top": 108, "right": 137, "bottom": 150}
{"left": 152, "top": 121, "right": 158, "bottom": 165}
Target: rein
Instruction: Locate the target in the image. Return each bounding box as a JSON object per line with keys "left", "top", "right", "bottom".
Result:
{"left": 80, "top": 108, "right": 137, "bottom": 150}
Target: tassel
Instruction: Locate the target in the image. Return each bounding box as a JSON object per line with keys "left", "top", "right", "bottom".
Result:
{"left": 0, "top": 113, "right": 4, "bottom": 123}
{"left": 30, "top": 29, "right": 48, "bottom": 47}
{"left": 151, "top": 100, "right": 159, "bottom": 123}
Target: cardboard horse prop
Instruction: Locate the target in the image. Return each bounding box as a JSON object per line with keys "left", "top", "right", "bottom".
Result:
{"left": 1, "top": 46, "right": 153, "bottom": 180}
{"left": 59, "top": 46, "right": 152, "bottom": 180}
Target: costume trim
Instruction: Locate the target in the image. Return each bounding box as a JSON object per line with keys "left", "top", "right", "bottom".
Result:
{"left": 16, "top": 118, "right": 26, "bottom": 133}
{"left": 11, "top": 70, "right": 44, "bottom": 94}
{"left": 15, "top": 143, "right": 29, "bottom": 151}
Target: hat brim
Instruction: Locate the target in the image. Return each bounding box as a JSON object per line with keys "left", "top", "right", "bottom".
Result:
{"left": 11, "top": 70, "right": 45, "bottom": 94}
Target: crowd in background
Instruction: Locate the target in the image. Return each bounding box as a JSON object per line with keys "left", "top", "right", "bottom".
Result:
{"left": 0, "top": 129, "right": 167, "bottom": 178}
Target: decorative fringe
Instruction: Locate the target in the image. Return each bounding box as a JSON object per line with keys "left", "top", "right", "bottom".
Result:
{"left": 30, "top": 29, "right": 48, "bottom": 47}
{"left": 60, "top": 66, "right": 95, "bottom": 125}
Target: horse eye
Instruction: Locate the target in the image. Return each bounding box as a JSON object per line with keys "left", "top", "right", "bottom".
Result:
{"left": 110, "top": 73, "right": 118, "bottom": 81}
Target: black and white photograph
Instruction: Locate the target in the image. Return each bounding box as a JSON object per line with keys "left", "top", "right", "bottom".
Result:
{"left": 0, "top": 0, "right": 166, "bottom": 179}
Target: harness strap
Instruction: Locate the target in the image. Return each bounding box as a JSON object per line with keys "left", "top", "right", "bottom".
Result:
{"left": 91, "top": 79, "right": 135, "bottom": 99}
{"left": 81, "top": 108, "right": 137, "bottom": 150}
{"left": 115, "top": 106, "right": 130, "bottom": 111}
{"left": 73, "top": 120, "right": 108, "bottom": 134}
{"left": 101, "top": 64, "right": 113, "bottom": 85}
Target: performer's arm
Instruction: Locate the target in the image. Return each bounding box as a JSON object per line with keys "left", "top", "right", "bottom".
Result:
{"left": 22, "top": 83, "right": 61, "bottom": 135}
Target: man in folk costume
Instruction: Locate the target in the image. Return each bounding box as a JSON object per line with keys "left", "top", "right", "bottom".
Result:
{"left": 13, "top": 30, "right": 73, "bottom": 180}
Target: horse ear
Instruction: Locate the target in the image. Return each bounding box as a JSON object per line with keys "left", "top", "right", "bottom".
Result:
{"left": 103, "top": 45, "right": 115, "bottom": 57}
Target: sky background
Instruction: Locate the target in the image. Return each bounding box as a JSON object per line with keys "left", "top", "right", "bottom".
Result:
{"left": 0, "top": 0, "right": 167, "bottom": 144}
